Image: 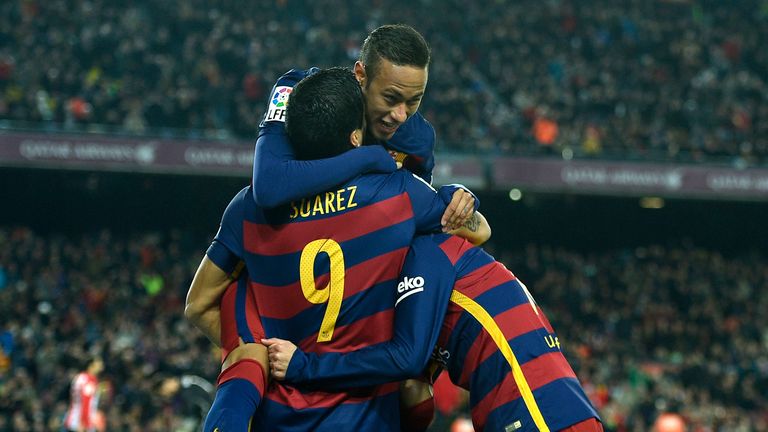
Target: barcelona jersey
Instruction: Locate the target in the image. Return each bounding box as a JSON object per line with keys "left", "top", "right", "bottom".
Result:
{"left": 285, "top": 234, "right": 600, "bottom": 432}
{"left": 207, "top": 171, "right": 449, "bottom": 431}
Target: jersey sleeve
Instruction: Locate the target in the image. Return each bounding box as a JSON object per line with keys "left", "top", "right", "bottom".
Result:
{"left": 252, "top": 68, "right": 396, "bottom": 208}
{"left": 437, "top": 184, "right": 481, "bottom": 213}
{"left": 403, "top": 172, "right": 448, "bottom": 234}
{"left": 386, "top": 112, "right": 436, "bottom": 184}
{"left": 283, "top": 236, "right": 455, "bottom": 389}
{"left": 206, "top": 188, "right": 248, "bottom": 274}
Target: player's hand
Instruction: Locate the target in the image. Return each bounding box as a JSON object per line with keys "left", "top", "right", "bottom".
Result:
{"left": 441, "top": 189, "right": 475, "bottom": 232}
{"left": 261, "top": 338, "right": 297, "bottom": 381}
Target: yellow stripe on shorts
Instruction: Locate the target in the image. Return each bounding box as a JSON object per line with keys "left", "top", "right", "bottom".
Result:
{"left": 449, "top": 290, "right": 550, "bottom": 431}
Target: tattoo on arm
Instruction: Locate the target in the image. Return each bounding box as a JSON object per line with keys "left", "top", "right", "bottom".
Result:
{"left": 463, "top": 214, "right": 480, "bottom": 232}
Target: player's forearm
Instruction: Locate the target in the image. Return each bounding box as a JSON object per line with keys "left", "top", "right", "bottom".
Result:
{"left": 449, "top": 211, "right": 491, "bottom": 245}
{"left": 185, "top": 256, "right": 233, "bottom": 346}
{"left": 287, "top": 287, "right": 448, "bottom": 389}
{"left": 252, "top": 133, "right": 395, "bottom": 207}
{"left": 187, "top": 307, "right": 222, "bottom": 347}
{"left": 289, "top": 339, "right": 427, "bottom": 390}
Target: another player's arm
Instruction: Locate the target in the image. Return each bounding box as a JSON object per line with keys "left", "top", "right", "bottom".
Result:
{"left": 448, "top": 211, "right": 490, "bottom": 246}
{"left": 253, "top": 70, "right": 396, "bottom": 207}
{"left": 409, "top": 176, "right": 490, "bottom": 244}
{"left": 185, "top": 256, "right": 238, "bottom": 347}
{"left": 264, "top": 238, "right": 455, "bottom": 388}
{"left": 253, "top": 132, "right": 397, "bottom": 207}
{"left": 437, "top": 184, "right": 481, "bottom": 233}
{"left": 186, "top": 188, "right": 248, "bottom": 346}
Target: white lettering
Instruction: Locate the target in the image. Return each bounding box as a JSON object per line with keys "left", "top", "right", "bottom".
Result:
{"left": 395, "top": 275, "right": 426, "bottom": 306}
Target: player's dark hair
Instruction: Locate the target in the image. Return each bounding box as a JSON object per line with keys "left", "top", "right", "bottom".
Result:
{"left": 285, "top": 67, "right": 364, "bottom": 160}
{"left": 359, "top": 24, "right": 431, "bottom": 81}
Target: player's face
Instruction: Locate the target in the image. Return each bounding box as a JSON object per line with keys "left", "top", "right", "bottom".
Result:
{"left": 356, "top": 59, "right": 428, "bottom": 141}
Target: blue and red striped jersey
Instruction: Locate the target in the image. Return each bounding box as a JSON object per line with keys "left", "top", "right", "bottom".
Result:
{"left": 252, "top": 68, "right": 436, "bottom": 207}
{"left": 207, "top": 172, "right": 449, "bottom": 431}
{"left": 286, "top": 234, "right": 600, "bottom": 432}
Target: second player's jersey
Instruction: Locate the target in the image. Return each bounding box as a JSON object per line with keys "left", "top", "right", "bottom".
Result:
{"left": 208, "top": 171, "right": 448, "bottom": 431}
{"left": 432, "top": 235, "right": 599, "bottom": 431}
{"left": 286, "top": 234, "right": 600, "bottom": 432}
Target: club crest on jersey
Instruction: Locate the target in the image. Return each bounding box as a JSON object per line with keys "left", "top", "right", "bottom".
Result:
{"left": 266, "top": 86, "right": 292, "bottom": 122}
{"left": 395, "top": 276, "right": 425, "bottom": 306}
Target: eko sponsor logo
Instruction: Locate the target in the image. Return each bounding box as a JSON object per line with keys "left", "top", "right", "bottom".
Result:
{"left": 395, "top": 276, "right": 425, "bottom": 306}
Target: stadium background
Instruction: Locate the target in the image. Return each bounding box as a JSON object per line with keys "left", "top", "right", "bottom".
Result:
{"left": 1, "top": 0, "right": 767, "bottom": 430}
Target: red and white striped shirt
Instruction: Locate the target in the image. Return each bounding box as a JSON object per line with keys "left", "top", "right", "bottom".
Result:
{"left": 63, "top": 372, "right": 99, "bottom": 431}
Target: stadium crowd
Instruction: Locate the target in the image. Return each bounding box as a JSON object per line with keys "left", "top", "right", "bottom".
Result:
{"left": 0, "top": 226, "right": 765, "bottom": 431}
{"left": 1, "top": 0, "right": 766, "bottom": 164}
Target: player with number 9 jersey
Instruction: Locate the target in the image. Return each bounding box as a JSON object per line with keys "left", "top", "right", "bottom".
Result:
{"left": 207, "top": 167, "right": 457, "bottom": 431}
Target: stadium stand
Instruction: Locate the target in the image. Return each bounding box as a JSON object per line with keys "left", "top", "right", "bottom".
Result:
{"left": 1, "top": 0, "right": 766, "bottom": 163}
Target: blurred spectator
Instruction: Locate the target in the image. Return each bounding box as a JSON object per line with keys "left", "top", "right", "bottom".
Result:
{"left": 0, "top": 227, "right": 219, "bottom": 431}
{"left": 63, "top": 357, "right": 104, "bottom": 432}
{"left": 0, "top": 0, "right": 765, "bottom": 164}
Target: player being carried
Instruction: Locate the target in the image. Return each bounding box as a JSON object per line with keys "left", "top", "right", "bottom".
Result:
{"left": 250, "top": 23, "right": 473, "bottom": 228}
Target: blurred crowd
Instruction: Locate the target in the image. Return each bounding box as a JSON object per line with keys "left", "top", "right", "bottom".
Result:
{"left": 497, "top": 242, "right": 768, "bottom": 431}
{"left": 1, "top": 226, "right": 766, "bottom": 431}
{"left": 0, "top": 227, "right": 220, "bottom": 431}
{"left": 1, "top": 0, "right": 766, "bottom": 164}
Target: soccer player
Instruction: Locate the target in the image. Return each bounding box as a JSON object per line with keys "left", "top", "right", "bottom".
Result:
{"left": 251, "top": 24, "right": 475, "bottom": 230}
{"left": 265, "top": 234, "right": 603, "bottom": 432}
{"left": 63, "top": 357, "right": 104, "bottom": 432}
{"left": 185, "top": 68, "right": 490, "bottom": 432}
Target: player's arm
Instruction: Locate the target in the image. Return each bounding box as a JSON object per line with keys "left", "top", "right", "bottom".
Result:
{"left": 437, "top": 184, "right": 481, "bottom": 232}
{"left": 185, "top": 256, "right": 239, "bottom": 347}
{"left": 447, "top": 211, "right": 491, "bottom": 246}
{"left": 254, "top": 132, "right": 397, "bottom": 207}
{"left": 387, "top": 112, "right": 436, "bottom": 184}
{"left": 186, "top": 188, "right": 247, "bottom": 346}
{"left": 407, "top": 175, "right": 491, "bottom": 245}
{"left": 253, "top": 69, "right": 396, "bottom": 207}
{"left": 263, "top": 238, "right": 455, "bottom": 389}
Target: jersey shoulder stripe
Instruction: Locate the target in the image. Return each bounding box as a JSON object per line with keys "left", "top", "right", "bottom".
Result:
{"left": 457, "top": 300, "right": 549, "bottom": 385}
{"left": 449, "top": 290, "right": 551, "bottom": 431}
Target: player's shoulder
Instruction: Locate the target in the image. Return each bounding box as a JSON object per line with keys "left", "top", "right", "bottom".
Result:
{"left": 364, "top": 168, "right": 431, "bottom": 188}
{"left": 404, "top": 112, "right": 435, "bottom": 138}
{"left": 348, "top": 170, "right": 425, "bottom": 205}
{"left": 412, "top": 233, "right": 456, "bottom": 250}
{"left": 262, "top": 67, "right": 320, "bottom": 127}
{"left": 73, "top": 372, "right": 88, "bottom": 385}
{"left": 272, "top": 67, "right": 320, "bottom": 87}
{"left": 406, "top": 112, "right": 433, "bottom": 128}
{"left": 224, "top": 186, "right": 254, "bottom": 213}
{"left": 387, "top": 112, "right": 436, "bottom": 156}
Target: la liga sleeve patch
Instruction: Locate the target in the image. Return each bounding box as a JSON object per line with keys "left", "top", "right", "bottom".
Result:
{"left": 264, "top": 86, "right": 293, "bottom": 123}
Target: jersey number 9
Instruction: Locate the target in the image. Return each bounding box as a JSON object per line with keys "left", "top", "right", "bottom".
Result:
{"left": 299, "top": 239, "right": 345, "bottom": 342}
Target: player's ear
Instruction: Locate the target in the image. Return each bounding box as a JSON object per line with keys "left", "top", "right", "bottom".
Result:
{"left": 350, "top": 129, "right": 363, "bottom": 147}
{"left": 354, "top": 61, "right": 366, "bottom": 87}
